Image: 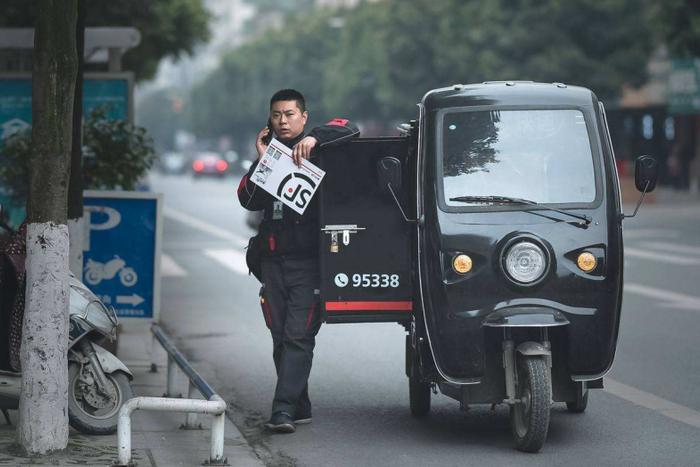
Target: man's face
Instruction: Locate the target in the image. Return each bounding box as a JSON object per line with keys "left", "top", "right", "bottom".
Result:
{"left": 270, "top": 100, "right": 308, "bottom": 141}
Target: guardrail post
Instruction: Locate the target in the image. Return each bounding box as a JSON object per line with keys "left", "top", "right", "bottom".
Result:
{"left": 166, "top": 354, "right": 179, "bottom": 397}
{"left": 150, "top": 331, "right": 159, "bottom": 373}
{"left": 183, "top": 381, "right": 200, "bottom": 429}
{"left": 209, "top": 397, "right": 226, "bottom": 465}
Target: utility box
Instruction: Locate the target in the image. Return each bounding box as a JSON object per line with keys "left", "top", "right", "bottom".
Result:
{"left": 318, "top": 138, "right": 413, "bottom": 323}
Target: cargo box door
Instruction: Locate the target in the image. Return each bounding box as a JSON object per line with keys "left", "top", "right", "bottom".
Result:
{"left": 318, "top": 138, "right": 412, "bottom": 323}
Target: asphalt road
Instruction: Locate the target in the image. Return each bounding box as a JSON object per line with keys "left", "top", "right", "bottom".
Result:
{"left": 149, "top": 172, "right": 700, "bottom": 466}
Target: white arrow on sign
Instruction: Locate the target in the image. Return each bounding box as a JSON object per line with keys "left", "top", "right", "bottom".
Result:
{"left": 116, "top": 294, "right": 144, "bottom": 307}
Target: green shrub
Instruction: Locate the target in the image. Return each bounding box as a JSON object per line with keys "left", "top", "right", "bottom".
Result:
{"left": 0, "top": 106, "right": 156, "bottom": 207}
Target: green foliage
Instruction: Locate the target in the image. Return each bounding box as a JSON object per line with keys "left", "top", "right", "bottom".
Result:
{"left": 0, "top": 0, "right": 211, "bottom": 81}
{"left": 0, "top": 108, "right": 156, "bottom": 205}
{"left": 0, "top": 131, "right": 32, "bottom": 205}
{"left": 188, "top": 0, "right": 658, "bottom": 144}
{"left": 653, "top": 0, "right": 700, "bottom": 57}
{"left": 83, "top": 107, "right": 157, "bottom": 190}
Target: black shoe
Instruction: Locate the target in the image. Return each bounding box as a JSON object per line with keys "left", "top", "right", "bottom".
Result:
{"left": 294, "top": 409, "right": 312, "bottom": 425}
{"left": 265, "top": 411, "right": 296, "bottom": 433}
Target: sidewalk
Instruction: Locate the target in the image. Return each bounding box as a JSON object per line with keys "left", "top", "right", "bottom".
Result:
{"left": 0, "top": 323, "right": 264, "bottom": 466}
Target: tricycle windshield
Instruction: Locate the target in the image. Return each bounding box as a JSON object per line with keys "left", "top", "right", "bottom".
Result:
{"left": 439, "top": 109, "right": 596, "bottom": 207}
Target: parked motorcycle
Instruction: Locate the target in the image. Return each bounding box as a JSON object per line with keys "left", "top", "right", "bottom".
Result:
{"left": 0, "top": 207, "right": 133, "bottom": 435}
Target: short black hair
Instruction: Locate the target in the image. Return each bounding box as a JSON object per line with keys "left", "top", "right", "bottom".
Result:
{"left": 270, "top": 89, "right": 306, "bottom": 112}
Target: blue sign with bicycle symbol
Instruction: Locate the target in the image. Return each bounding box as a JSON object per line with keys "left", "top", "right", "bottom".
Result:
{"left": 83, "top": 191, "right": 162, "bottom": 320}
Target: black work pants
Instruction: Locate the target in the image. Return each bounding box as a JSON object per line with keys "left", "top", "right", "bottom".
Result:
{"left": 260, "top": 256, "right": 321, "bottom": 417}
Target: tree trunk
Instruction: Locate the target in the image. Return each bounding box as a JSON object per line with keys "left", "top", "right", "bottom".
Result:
{"left": 68, "top": 0, "right": 85, "bottom": 280}
{"left": 18, "top": 0, "right": 78, "bottom": 455}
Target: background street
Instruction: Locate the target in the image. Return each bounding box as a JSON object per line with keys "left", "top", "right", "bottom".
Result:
{"left": 149, "top": 172, "right": 700, "bottom": 466}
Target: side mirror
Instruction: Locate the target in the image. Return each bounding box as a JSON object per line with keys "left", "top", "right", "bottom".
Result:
{"left": 623, "top": 155, "right": 659, "bottom": 220}
{"left": 377, "top": 156, "right": 402, "bottom": 193}
{"left": 634, "top": 155, "right": 658, "bottom": 193}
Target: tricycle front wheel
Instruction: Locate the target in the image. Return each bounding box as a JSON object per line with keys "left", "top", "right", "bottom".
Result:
{"left": 510, "top": 355, "right": 551, "bottom": 453}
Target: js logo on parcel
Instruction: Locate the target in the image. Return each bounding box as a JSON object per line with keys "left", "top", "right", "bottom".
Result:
{"left": 277, "top": 173, "right": 316, "bottom": 209}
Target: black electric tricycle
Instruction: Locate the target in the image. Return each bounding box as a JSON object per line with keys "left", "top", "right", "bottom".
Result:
{"left": 315, "top": 81, "right": 658, "bottom": 452}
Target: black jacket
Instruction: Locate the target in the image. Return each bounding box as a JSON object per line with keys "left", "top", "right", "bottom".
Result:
{"left": 238, "top": 119, "right": 359, "bottom": 258}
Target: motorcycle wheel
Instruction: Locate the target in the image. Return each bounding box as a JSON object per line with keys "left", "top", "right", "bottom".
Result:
{"left": 510, "top": 355, "right": 551, "bottom": 453}
{"left": 68, "top": 362, "right": 132, "bottom": 435}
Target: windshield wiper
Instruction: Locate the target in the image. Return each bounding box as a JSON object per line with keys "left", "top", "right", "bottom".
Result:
{"left": 448, "top": 195, "right": 592, "bottom": 226}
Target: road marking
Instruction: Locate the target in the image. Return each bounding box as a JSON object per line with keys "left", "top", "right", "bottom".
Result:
{"left": 639, "top": 241, "right": 700, "bottom": 257}
{"left": 625, "top": 282, "right": 700, "bottom": 310}
{"left": 161, "top": 254, "right": 187, "bottom": 277}
{"left": 605, "top": 378, "right": 700, "bottom": 430}
{"left": 163, "top": 207, "right": 248, "bottom": 247}
{"left": 203, "top": 248, "right": 249, "bottom": 275}
{"left": 625, "top": 247, "right": 700, "bottom": 266}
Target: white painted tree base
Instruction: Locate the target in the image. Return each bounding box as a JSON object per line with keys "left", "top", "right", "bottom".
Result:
{"left": 18, "top": 222, "right": 70, "bottom": 454}
{"left": 68, "top": 216, "right": 84, "bottom": 281}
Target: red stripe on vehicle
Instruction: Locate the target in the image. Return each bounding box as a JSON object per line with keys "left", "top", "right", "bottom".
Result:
{"left": 237, "top": 175, "right": 249, "bottom": 195}
{"left": 325, "top": 301, "right": 412, "bottom": 311}
{"left": 326, "top": 118, "right": 349, "bottom": 127}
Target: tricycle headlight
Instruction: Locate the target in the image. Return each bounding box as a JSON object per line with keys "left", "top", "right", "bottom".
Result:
{"left": 504, "top": 241, "right": 546, "bottom": 284}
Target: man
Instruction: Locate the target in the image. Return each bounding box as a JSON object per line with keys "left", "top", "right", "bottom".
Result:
{"left": 238, "top": 89, "right": 358, "bottom": 433}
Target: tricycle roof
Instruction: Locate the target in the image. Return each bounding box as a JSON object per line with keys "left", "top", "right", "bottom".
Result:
{"left": 422, "top": 81, "right": 598, "bottom": 110}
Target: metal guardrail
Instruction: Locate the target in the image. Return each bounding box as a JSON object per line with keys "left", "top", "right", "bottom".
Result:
{"left": 113, "top": 324, "right": 228, "bottom": 466}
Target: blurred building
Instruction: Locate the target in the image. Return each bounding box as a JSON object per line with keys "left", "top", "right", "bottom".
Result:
{"left": 605, "top": 46, "right": 700, "bottom": 194}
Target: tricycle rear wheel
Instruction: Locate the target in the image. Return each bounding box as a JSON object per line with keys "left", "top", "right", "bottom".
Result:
{"left": 409, "top": 373, "right": 431, "bottom": 417}
{"left": 510, "top": 355, "right": 551, "bottom": 453}
{"left": 566, "top": 386, "right": 589, "bottom": 413}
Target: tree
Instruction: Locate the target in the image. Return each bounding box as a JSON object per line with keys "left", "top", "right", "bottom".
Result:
{"left": 187, "top": 0, "right": 656, "bottom": 143}
{"left": 0, "top": 0, "right": 211, "bottom": 81}
{"left": 68, "top": 0, "right": 86, "bottom": 280}
{"left": 18, "top": 0, "right": 77, "bottom": 454}
{"left": 653, "top": 0, "right": 700, "bottom": 57}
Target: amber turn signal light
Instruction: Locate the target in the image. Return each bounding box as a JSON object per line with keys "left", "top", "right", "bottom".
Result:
{"left": 453, "top": 254, "right": 473, "bottom": 274}
{"left": 577, "top": 252, "right": 597, "bottom": 272}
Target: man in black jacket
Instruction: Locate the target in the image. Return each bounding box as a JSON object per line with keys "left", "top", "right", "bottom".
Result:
{"left": 238, "top": 89, "right": 358, "bottom": 433}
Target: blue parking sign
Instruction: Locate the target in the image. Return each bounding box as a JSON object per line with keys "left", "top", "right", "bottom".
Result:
{"left": 83, "top": 191, "right": 162, "bottom": 320}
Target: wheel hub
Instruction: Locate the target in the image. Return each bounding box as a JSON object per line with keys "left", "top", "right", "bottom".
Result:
{"left": 78, "top": 367, "right": 116, "bottom": 410}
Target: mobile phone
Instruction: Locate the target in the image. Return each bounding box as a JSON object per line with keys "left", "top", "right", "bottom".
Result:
{"left": 261, "top": 118, "right": 273, "bottom": 145}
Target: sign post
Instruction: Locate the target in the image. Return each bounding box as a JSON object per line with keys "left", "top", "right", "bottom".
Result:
{"left": 83, "top": 190, "right": 162, "bottom": 322}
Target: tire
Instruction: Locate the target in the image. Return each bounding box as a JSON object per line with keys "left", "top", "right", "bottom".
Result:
{"left": 68, "top": 362, "right": 133, "bottom": 435}
{"left": 510, "top": 355, "right": 551, "bottom": 453}
{"left": 566, "top": 387, "right": 589, "bottom": 413}
{"left": 407, "top": 340, "right": 430, "bottom": 417}
{"left": 409, "top": 373, "right": 431, "bottom": 417}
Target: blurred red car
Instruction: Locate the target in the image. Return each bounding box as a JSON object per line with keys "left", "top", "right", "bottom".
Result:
{"left": 191, "top": 152, "right": 229, "bottom": 178}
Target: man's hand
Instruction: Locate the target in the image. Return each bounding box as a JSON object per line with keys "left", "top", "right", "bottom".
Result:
{"left": 255, "top": 127, "right": 271, "bottom": 159}
{"left": 292, "top": 136, "right": 318, "bottom": 166}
